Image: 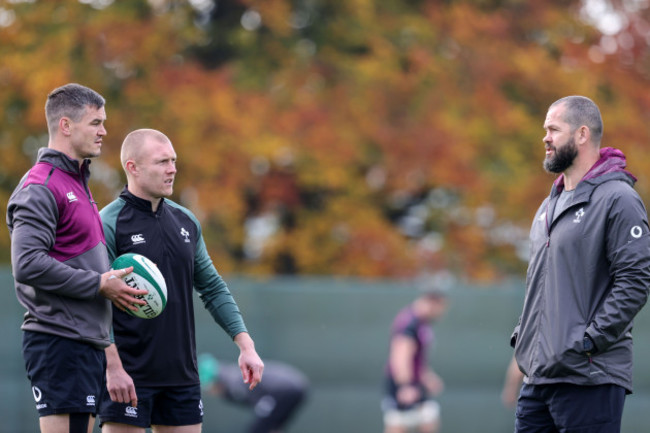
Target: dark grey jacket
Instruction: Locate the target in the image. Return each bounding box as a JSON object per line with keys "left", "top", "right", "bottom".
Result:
{"left": 512, "top": 154, "right": 650, "bottom": 393}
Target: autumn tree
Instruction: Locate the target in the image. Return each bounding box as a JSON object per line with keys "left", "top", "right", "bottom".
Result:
{"left": 1, "top": 0, "right": 649, "bottom": 281}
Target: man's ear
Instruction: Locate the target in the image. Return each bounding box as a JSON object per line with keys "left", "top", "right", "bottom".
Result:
{"left": 59, "top": 117, "right": 72, "bottom": 136}
{"left": 125, "top": 160, "right": 138, "bottom": 177}
{"left": 576, "top": 125, "right": 590, "bottom": 146}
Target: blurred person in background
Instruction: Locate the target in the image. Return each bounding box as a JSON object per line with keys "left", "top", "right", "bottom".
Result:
{"left": 501, "top": 356, "right": 524, "bottom": 409}
{"left": 6, "top": 83, "right": 146, "bottom": 433}
{"left": 98, "top": 129, "right": 264, "bottom": 432}
{"left": 510, "top": 96, "right": 650, "bottom": 433}
{"left": 381, "top": 278, "right": 448, "bottom": 433}
{"left": 199, "top": 353, "right": 309, "bottom": 433}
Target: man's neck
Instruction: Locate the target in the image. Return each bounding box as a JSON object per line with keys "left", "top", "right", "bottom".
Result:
{"left": 563, "top": 151, "right": 600, "bottom": 191}
{"left": 48, "top": 140, "right": 83, "bottom": 168}
{"left": 150, "top": 198, "right": 162, "bottom": 212}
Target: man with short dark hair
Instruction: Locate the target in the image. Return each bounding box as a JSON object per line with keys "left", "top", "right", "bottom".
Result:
{"left": 511, "top": 95, "right": 650, "bottom": 432}
{"left": 382, "top": 283, "right": 448, "bottom": 433}
{"left": 7, "top": 83, "right": 147, "bottom": 433}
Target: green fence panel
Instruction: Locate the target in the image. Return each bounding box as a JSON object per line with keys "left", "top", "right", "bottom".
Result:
{"left": 2, "top": 269, "right": 649, "bottom": 432}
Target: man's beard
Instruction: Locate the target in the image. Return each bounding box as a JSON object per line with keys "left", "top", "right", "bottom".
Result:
{"left": 544, "top": 137, "right": 578, "bottom": 173}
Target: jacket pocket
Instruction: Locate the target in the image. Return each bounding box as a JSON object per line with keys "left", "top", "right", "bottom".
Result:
{"left": 534, "top": 331, "right": 592, "bottom": 380}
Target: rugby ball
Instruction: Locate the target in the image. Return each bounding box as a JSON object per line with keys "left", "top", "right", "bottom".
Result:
{"left": 111, "top": 253, "right": 167, "bottom": 319}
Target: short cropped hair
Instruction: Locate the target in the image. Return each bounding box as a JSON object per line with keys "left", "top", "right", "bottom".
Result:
{"left": 550, "top": 96, "right": 603, "bottom": 144}
{"left": 45, "top": 83, "right": 105, "bottom": 134}
{"left": 120, "top": 128, "right": 172, "bottom": 168}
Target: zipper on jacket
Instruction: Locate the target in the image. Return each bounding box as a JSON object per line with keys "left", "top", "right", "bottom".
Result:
{"left": 78, "top": 168, "right": 102, "bottom": 232}
{"left": 82, "top": 178, "right": 95, "bottom": 205}
{"left": 545, "top": 200, "right": 551, "bottom": 247}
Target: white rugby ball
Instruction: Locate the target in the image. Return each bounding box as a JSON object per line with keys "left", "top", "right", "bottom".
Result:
{"left": 111, "top": 253, "right": 167, "bottom": 319}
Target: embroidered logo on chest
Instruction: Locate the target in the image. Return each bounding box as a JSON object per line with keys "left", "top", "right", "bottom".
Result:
{"left": 573, "top": 208, "right": 585, "bottom": 223}
{"left": 131, "top": 234, "right": 145, "bottom": 245}
{"left": 180, "top": 227, "right": 190, "bottom": 243}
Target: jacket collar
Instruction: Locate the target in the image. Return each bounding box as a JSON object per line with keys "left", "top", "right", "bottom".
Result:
{"left": 119, "top": 187, "right": 166, "bottom": 216}
{"left": 551, "top": 147, "right": 636, "bottom": 197}
{"left": 36, "top": 147, "right": 92, "bottom": 183}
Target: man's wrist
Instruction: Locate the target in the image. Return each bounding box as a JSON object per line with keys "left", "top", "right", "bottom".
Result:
{"left": 234, "top": 332, "right": 255, "bottom": 351}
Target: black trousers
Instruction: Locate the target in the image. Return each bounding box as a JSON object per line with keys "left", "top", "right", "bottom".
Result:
{"left": 515, "top": 382, "right": 626, "bottom": 433}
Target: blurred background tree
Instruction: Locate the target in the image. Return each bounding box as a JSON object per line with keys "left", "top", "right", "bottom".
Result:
{"left": 1, "top": 0, "right": 649, "bottom": 281}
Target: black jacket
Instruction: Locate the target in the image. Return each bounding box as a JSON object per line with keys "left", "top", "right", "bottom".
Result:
{"left": 101, "top": 188, "right": 247, "bottom": 386}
